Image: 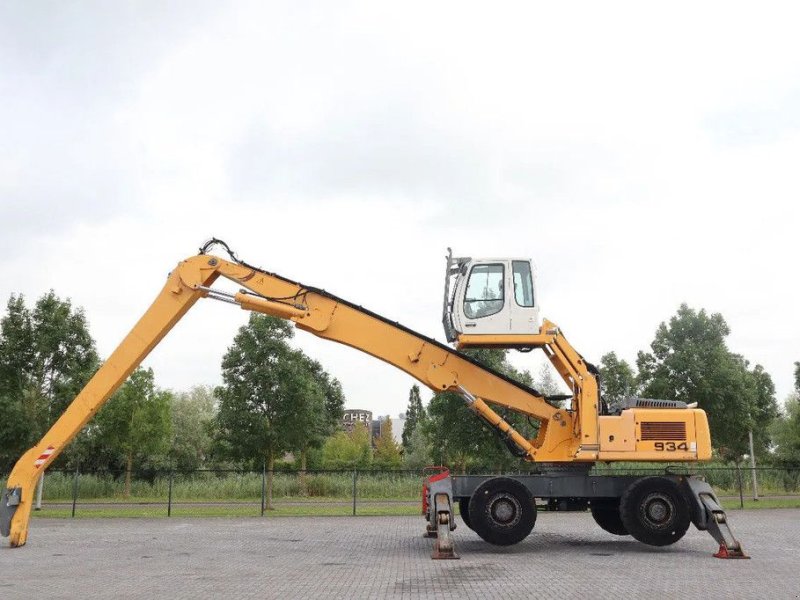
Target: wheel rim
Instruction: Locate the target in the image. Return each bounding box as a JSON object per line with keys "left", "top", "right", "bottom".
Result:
{"left": 487, "top": 493, "right": 521, "bottom": 527}
{"left": 640, "top": 492, "right": 674, "bottom": 529}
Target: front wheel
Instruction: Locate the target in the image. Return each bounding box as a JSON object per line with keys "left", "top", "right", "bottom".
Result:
{"left": 468, "top": 477, "right": 536, "bottom": 546}
{"left": 620, "top": 477, "right": 690, "bottom": 547}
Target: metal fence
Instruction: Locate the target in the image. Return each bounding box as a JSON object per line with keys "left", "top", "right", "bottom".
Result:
{"left": 18, "top": 468, "right": 424, "bottom": 518}
{"left": 6, "top": 464, "right": 800, "bottom": 518}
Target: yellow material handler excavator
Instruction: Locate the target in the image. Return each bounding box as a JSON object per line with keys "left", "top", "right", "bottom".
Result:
{"left": 1, "top": 240, "right": 747, "bottom": 559}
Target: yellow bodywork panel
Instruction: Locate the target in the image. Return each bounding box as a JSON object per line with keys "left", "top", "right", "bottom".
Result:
{"left": 598, "top": 411, "right": 636, "bottom": 452}
{"left": 597, "top": 408, "right": 711, "bottom": 461}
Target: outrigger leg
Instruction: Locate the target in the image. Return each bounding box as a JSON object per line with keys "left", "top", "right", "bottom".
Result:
{"left": 682, "top": 478, "right": 749, "bottom": 559}
{"left": 422, "top": 468, "right": 459, "bottom": 559}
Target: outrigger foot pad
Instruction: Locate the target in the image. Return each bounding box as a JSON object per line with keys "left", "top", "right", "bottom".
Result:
{"left": 1, "top": 487, "right": 22, "bottom": 538}
{"left": 714, "top": 544, "right": 749, "bottom": 560}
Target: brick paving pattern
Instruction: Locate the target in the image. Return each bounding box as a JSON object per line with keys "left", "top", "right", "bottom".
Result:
{"left": 1, "top": 510, "right": 797, "bottom": 598}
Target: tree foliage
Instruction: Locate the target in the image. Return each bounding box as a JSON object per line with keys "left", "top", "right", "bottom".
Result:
{"left": 599, "top": 351, "right": 636, "bottom": 412}
{"left": 374, "top": 416, "right": 401, "bottom": 468}
{"left": 216, "top": 316, "right": 307, "bottom": 464}
{"left": 0, "top": 292, "right": 98, "bottom": 470}
{"left": 321, "top": 422, "right": 372, "bottom": 469}
{"left": 402, "top": 426, "right": 432, "bottom": 469}
{"left": 293, "top": 356, "right": 345, "bottom": 470}
{"left": 637, "top": 304, "right": 778, "bottom": 461}
{"left": 94, "top": 367, "right": 172, "bottom": 495}
{"left": 213, "top": 314, "right": 343, "bottom": 504}
{"left": 795, "top": 361, "right": 800, "bottom": 393}
{"left": 771, "top": 392, "right": 800, "bottom": 464}
{"left": 170, "top": 385, "right": 215, "bottom": 471}
{"left": 401, "top": 384, "right": 425, "bottom": 449}
{"left": 213, "top": 314, "right": 343, "bottom": 465}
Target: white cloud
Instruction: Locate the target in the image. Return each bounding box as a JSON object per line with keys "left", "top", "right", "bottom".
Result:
{"left": 1, "top": 1, "right": 799, "bottom": 418}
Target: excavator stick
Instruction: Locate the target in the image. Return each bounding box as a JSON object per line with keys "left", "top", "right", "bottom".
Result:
{"left": 681, "top": 478, "right": 749, "bottom": 559}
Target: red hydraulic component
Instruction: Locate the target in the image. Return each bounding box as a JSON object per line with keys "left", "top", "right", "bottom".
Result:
{"left": 714, "top": 544, "right": 750, "bottom": 559}
{"left": 421, "top": 466, "right": 450, "bottom": 516}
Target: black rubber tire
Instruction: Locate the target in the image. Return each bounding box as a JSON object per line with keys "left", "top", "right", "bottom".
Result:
{"left": 590, "top": 499, "right": 629, "bottom": 536}
{"left": 458, "top": 497, "right": 473, "bottom": 530}
{"left": 620, "top": 477, "right": 691, "bottom": 547}
{"left": 468, "top": 477, "right": 536, "bottom": 546}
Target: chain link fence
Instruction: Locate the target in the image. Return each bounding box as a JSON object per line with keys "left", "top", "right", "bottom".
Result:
{"left": 6, "top": 465, "right": 800, "bottom": 518}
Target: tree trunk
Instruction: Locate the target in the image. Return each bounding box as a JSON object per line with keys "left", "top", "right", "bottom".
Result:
{"left": 266, "top": 452, "right": 275, "bottom": 510}
{"left": 300, "top": 447, "right": 308, "bottom": 497}
{"left": 124, "top": 453, "right": 133, "bottom": 499}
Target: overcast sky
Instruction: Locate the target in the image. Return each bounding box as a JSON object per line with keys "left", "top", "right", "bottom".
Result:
{"left": 1, "top": 1, "right": 798, "bottom": 418}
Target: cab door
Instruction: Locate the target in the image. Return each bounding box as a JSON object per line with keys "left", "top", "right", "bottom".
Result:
{"left": 459, "top": 261, "right": 510, "bottom": 335}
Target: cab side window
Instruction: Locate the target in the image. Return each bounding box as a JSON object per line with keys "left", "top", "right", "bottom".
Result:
{"left": 512, "top": 261, "right": 535, "bottom": 307}
{"left": 464, "top": 264, "right": 504, "bottom": 319}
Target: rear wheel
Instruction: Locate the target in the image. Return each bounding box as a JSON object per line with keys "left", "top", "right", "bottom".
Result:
{"left": 458, "top": 497, "right": 473, "bottom": 530}
{"left": 620, "top": 477, "right": 690, "bottom": 547}
{"left": 590, "top": 499, "right": 628, "bottom": 536}
{"left": 468, "top": 477, "right": 536, "bottom": 546}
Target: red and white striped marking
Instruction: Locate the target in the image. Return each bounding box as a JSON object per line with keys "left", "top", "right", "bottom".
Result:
{"left": 33, "top": 446, "right": 55, "bottom": 469}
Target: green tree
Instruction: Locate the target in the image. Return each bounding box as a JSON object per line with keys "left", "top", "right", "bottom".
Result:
{"left": 598, "top": 352, "right": 636, "bottom": 412}
{"left": 746, "top": 363, "right": 779, "bottom": 457}
{"left": 771, "top": 392, "right": 800, "bottom": 464}
{"left": 94, "top": 367, "right": 172, "bottom": 496}
{"left": 637, "top": 304, "right": 778, "bottom": 461}
{"left": 403, "top": 426, "right": 432, "bottom": 469}
{"left": 401, "top": 385, "right": 425, "bottom": 449}
{"left": 321, "top": 422, "right": 373, "bottom": 469}
{"left": 293, "top": 357, "right": 345, "bottom": 473}
{"left": 374, "top": 416, "right": 402, "bottom": 468}
{"left": 170, "top": 385, "right": 215, "bottom": 471}
{"left": 213, "top": 314, "right": 334, "bottom": 508}
{"left": 0, "top": 292, "right": 98, "bottom": 470}
{"left": 794, "top": 361, "right": 800, "bottom": 392}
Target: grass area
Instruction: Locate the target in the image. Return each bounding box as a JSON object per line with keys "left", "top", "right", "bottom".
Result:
{"left": 721, "top": 497, "right": 800, "bottom": 510}
{"left": 36, "top": 471, "right": 423, "bottom": 502}
{"left": 37, "top": 495, "right": 403, "bottom": 504}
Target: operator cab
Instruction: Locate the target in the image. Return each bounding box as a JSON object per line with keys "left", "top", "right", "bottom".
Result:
{"left": 442, "top": 249, "right": 540, "bottom": 347}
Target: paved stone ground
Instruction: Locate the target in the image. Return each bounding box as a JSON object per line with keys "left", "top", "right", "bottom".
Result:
{"left": 2, "top": 510, "right": 798, "bottom": 599}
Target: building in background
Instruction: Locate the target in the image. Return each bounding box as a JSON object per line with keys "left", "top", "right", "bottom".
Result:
{"left": 341, "top": 409, "right": 373, "bottom": 435}
{"left": 343, "top": 409, "right": 406, "bottom": 447}
{"left": 370, "top": 414, "right": 406, "bottom": 446}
